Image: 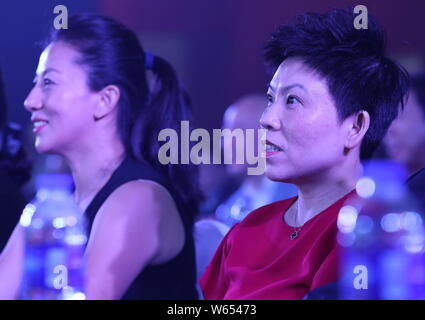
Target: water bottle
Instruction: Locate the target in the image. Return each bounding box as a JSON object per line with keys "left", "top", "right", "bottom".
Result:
{"left": 20, "top": 174, "right": 87, "bottom": 300}
{"left": 338, "top": 160, "right": 425, "bottom": 299}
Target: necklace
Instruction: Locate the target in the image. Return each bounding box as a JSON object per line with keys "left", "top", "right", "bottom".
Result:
{"left": 289, "top": 200, "right": 302, "bottom": 240}
{"left": 290, "top": 226, "right": 301, "bottom": 240}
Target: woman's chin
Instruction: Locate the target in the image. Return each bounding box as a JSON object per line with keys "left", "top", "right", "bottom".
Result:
{"left": 266, "top": 167, "right": 284, "bottom": 181}
{"left": 34, "top": 140, "right": 53, "bottom": 154}
{"left": 265, "top": 167, "right": 289, "bottom": 182}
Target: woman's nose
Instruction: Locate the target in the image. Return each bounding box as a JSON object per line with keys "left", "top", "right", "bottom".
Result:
{"left": 23, "top": 87, "right": 43, "bottom": 112}
{"left": 259, "top": 106, "right": 281, "bottom": 131}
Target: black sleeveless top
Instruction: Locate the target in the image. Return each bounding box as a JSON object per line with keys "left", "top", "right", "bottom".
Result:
{"left": 85, "top": 156, "right": 198, "bottom": 300}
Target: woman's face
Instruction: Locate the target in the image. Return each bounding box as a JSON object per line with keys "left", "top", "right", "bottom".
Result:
{"left": 24, "top": 42, "right": 99, "bottom": 154}
{"left": 260, "top": 57, "right": 350, "bottom": 184}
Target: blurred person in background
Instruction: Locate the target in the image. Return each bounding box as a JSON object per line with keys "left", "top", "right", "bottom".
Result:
{"left": 0, "top": 67, "right": 31, "bottom": 253}
{"left": 216, "top": 94, "right": 297, "bottom": 226}
{"left": 385, "top": 72, "right": 425, "bottom": 210}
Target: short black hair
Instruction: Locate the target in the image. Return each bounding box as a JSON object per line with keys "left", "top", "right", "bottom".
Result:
{"left": 264, "top": 7, "right": 409, "bottom": 159}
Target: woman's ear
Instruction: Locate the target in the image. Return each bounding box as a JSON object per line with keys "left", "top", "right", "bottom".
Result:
{"left": 345, "top": 110, "right": 370, "bottom": 149}
{"left": 94, "top": 85, "right": 121, "bottom": 121}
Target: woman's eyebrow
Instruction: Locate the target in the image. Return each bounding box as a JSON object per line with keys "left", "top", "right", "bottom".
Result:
{"left": 35, "top": 68, "right": 62, "bottom": 78}
{"left": 268, "top": 83, "right": 307, "bottom": 96}
{"left": 280, "top": 83, "right": 307, "bottom": 93}
{"left": 267, "top": 83, "right": 276, "bottom": 92}
{"left": 33, "top": 68, "right": 62, "bottom": 82}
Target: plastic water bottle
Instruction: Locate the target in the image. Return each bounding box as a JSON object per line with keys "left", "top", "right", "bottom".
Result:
{"left": 20, "top": 174, "right": 87, "bottom": 300}
{"left": 338, "top": 160, "right": 425, "bottom": 299}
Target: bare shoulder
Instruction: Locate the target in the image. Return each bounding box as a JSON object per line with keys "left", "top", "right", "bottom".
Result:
{"left": 90, "top": 179, "right": 185, "bottom": 265}
{"left": 101, "top": 179, "right": 177, "bottom": 217}
{"left": 84, "top": 179, "right": 182, "bottom": 298}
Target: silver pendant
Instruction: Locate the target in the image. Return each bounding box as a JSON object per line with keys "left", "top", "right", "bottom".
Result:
{"left": 290, "top": 230, "right": 299, "bottom": 240}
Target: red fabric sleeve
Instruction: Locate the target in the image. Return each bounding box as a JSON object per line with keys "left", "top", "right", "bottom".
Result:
{"left": 199, "top": 224, "right": 238, "bottom": 300}
{"left": 309, "top": 245, "right": 338, "bottom": 291}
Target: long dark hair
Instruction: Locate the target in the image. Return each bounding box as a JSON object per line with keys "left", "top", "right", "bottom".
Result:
{"left": 47, "top": 13, "right": 202, "bottom": 221}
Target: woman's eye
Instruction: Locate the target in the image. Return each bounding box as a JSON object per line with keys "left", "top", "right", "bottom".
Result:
{"left": 43, "top": 78, "right": 54, "bottom": 86}
{"left": 266, "top": 94, "right": 274, "bottom": 105}
{"left": 286, "top": 95, "right": 300, "bottom": 105}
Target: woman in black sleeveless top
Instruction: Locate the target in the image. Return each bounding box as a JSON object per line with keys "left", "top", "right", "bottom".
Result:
{"left": 0, "top": 14, "right": 202, "bottom": 299}
{"left": 84, "top": 156, "right": 199, "bottom": 299}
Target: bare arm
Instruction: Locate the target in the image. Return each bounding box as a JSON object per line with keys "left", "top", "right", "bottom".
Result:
{"left": 0, "top": 223, "right": 24, "bottom": 299}
{"left": 84, "top": 180, "right": 185, "bottom": 300}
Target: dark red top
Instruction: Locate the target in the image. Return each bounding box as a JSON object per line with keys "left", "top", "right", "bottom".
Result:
{"left": 200, "top": 190, "right": 356, "bottom": 300}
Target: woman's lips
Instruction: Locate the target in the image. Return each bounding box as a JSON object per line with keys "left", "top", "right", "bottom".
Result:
{"left": 32, "top": 121, "right": 48, "bottom": 134}
{"left": 265, "top": 140, "right": 283, "bottom": 157}
{"left": 266, "top": 151, "right": 282, "bottom": 157}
